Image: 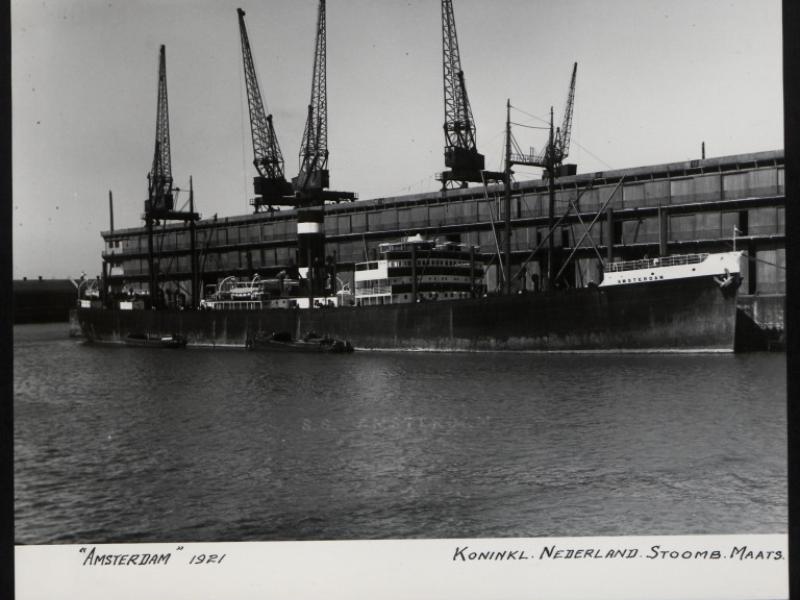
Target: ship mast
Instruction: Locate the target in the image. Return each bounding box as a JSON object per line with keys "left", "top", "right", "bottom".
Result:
{"left": 506, "top": 62, "right": 578, "bottom": 290}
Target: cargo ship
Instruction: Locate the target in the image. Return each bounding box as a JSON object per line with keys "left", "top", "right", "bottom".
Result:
{"left": 77, "top": 236, "right": 745, "bottom": 352}
{"left": 75, "top": 3, "right": 774, "bottom": 352}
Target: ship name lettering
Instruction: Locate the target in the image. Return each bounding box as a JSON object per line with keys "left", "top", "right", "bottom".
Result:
{"left": 452, "top": 546, "right": 529, "bottom": 561}
{"left": 82, "top": 546, "right": 171, "bottom": 566}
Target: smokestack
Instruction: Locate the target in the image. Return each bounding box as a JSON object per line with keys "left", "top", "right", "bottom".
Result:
{"left": 701, "top": 142, "right": 706, "bottom": 160}
{"left": 108, "top": 190, "right": 114, "bottom": 232}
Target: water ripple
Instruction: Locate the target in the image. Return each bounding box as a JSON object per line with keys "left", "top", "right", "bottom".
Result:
{"left": 14, "top": 323, "right": 787, "bottom": 543}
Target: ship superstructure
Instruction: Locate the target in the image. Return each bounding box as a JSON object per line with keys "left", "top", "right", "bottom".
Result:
{"left": 600, "top": 252, "right": 744, "bottom": 288}
{"left": 354, "top": 235, "right": 484, "bottom": 306}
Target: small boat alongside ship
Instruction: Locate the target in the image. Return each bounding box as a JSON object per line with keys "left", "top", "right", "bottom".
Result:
{"left": 247, "top": 331, "right": 354, "bottom": 353}
{"left": 123, "top": 333, "right": 188, "bottom": 349}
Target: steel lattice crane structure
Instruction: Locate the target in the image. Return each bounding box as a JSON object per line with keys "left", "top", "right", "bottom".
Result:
{"left": 234, "top": 2, "right": 353, "bottom": 297}
{"left": 143, "top": 45, "right": 199, "bottom": 309}
{"left": 293, "top": 0, "right": 329, "bottom": 196}
{"left": 553, "top": 61, "right": 578, "bottom": 166}
{"left": 291, "top": 0, "right": 356, "bottom": 204}
{"left": 438, "top": 0, "right": 502, "bottom": 190}
{"left": 147, "top": 45, "right": 174, "bottom": 215}
{"left": 288, "top": 0, "right": 355, "bottom": 298}
{"left": 510, "top": 62, "right": 578, "bottom": 176}
{"left": 237, "top": 8, "right": 293, "bottom": 212}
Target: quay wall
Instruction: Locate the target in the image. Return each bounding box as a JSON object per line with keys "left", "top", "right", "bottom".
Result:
{"left": 14, "top": 279, "right": 76, "bottom": 324}
{"left": 735, "top": 294, "right": 785, "bottom": 351}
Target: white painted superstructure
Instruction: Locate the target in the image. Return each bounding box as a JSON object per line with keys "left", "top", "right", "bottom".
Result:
{"left": 600, "top": 251, "right": 744, "bottom": 287}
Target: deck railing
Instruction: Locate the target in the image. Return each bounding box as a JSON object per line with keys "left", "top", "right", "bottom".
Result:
{"left": 605, "top": 253, "right": 709, "bottom": 273}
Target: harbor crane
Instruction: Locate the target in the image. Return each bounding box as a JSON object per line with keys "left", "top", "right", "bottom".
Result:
{"left": 290, "top": 0, "right": 355, "bottom": 297}
{"left": 237, "top": 8, "right": 293, "bottom": 212}
{"left": 291, "top": 0, "right": 355, "bottom": 204}
{"left": 293, "top": 0, "right": 329, "bottom": 197}
{"left": 552, "top": 61, "right": 578, "bottom": 169}
{"left": 438, "top": 0, "right": 502, "bottom": 189}
{"left": 509, "top": 62, "right": 578, "bottom": 177}
{"left": 147, "top": 45, "right": 174, "bottom": 216}
{"left": 143, "top": 45, "right": 199, "bottom": 309}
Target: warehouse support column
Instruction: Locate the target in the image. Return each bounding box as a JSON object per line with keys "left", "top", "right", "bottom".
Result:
{"left": 330, "top": 251, "right": 337, "bottom": 302}
{"left": 747, "top": 239, "right": 757, "bottom": 294}
{"left": 411, "top": 244, "right": 418, "bottom": 302}
{"left": 469, "top": 245, "right": 476, "bottom": 297}
{"left": 146, "top": 217, "right": 157, "bottom": 309}
{"left": 307, "top": 247, "right": 314, "bottom": 307}
{"left": 189, "top": 179, "right": 198, "bottom": 309}
{"left": 658, "top": 205, "right": 669, "bottom": 257}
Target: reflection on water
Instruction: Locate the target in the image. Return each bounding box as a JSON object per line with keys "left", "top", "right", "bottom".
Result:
{"left": 14, "top": 323, "right": 786, "bottom": 543}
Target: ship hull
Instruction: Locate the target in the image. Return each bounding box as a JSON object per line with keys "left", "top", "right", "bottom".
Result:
{"left": 77, "top": 276, "right": 738, "bottom": 352}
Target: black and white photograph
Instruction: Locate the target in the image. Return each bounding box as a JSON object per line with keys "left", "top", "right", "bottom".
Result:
{"left": 11, "top": 0, "right": 789, "bottom": 597}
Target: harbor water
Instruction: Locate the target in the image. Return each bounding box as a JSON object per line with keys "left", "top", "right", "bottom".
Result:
{"left": 14, "top": 323, "right": 786, "bottom": 544}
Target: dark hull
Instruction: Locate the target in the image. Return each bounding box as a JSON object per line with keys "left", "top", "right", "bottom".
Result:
{"left": 78, "top": 276, "right": 738, "bottom": 352}
{"left": 249, "top": 338, "right": 353, "bottom": 353}
{"left": 123, "top": 335, "right": 187, "bottom": 349}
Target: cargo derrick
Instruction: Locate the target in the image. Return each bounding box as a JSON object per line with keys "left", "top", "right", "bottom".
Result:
{"left": 237, "top": 8, "right": 293, "bottom": 213}
{"left": 291, "top": 0, "right": 355, "bottom": 297}
{"left": 438, "top": 0, "right": 502, "bottom": 190}
{"left": 507, "top": 62, "right": 578, "bottom": 289}
{"left": 144, "top": 45, "right": 199, "bottom": 309}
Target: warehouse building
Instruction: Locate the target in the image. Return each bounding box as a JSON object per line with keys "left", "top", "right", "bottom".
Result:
{"left": 100, "top": 149, "right": 785, "bottom": 310}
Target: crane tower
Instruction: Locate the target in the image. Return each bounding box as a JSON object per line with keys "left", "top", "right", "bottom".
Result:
{"left": 293, "top": 0, "right": 331, "bottom": 196}
{"left": 147, "top": 45, "right": 174, "bottom": 215}
{"left": 237, "top": 8, "right": 293, "bottom": 212}
{"left": 438, "top": 0, "right": 502, "bottom": 189}
{"left": 143, "top": 45, "right": 199, "bottom": 308}
{"left": 511, "top": 62, "right": 578, "bottom": 177}
{"left": 291, "top": 0, "right": 355, "bottom": 296}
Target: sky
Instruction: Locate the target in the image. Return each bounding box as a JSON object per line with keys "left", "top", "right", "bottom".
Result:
{"left": 12, "top": 0, "right": 783, "bottom": 279}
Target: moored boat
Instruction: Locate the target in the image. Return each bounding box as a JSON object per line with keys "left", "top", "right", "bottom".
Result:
{"left": 247, "top": 331, "right": 354, "bottom": 353}
{"left": 124, "top": 333, "right": 188, "bottom": 349}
